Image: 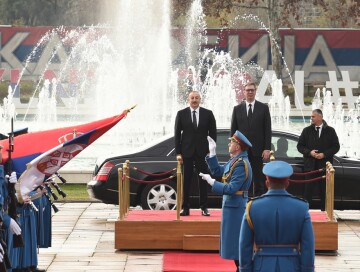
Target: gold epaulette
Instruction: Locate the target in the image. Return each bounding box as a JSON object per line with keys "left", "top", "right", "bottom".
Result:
{"left": 245, "top": 200, "right": 254, "bottom": 231}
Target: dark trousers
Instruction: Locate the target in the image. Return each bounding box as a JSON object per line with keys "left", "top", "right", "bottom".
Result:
{"left": 248, "top": 151, "right": 266, "bottom": 197}
{"left": 304, "top": 173, "right": 326, "bottom": 211}
{"left": 182, "top": 154, "right": 209, "bottom": 210}
{"left": 234, "top": 260, "right": 239, "bottom": 272}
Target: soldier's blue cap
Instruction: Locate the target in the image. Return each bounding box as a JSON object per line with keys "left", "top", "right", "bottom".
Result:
{"left": 263, "top": 160, "right": 293, "bottom": 179}
{"left": 229, "top": 130, "right": 252, "bottom": 147}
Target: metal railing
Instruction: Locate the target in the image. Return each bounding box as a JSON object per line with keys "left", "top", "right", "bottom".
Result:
{"left": 118, "top": 159, "right": 183, "bottom": 221}
{"left": 118, "top": 154, "right": 335, "bottom": 222}
{"left": 271, "top": 151, "right": 335, "bottom": 221}
{"left": 325, "top": 161, "right": 335, "bottom": 221}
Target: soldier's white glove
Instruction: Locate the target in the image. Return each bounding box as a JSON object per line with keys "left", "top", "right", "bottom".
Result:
{"left": 207, "top": 136, "right": 216, "bottom": 157}
{"left": 0, "top": 251, "right": 3, "bottom": 262}
{"left": 9, "top": 218, "right": 21, "bottom": 235}
{"left": 9, "top": 171, "right": 17, "bottom": 184}
{"left": 199, "top": 172, "right": 215, "bottom": 186}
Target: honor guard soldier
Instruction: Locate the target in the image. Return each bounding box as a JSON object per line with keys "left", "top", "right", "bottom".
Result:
{"left": 239, "top": 161, "right": 315, "bottom": 272}
{"left": 33, "top": 188, "right": 52, "bottom": 249}
{"left": 2, "top": 170, "right": 23, "bottom": 271}
{"left": 200, "top": 130, "right": 253, "bottom": 272}
{"left": 10, "top": 175, "right": 45, "bottom": 272}
{"left": 1, "top": 168, "right": 22, "bottom": 270}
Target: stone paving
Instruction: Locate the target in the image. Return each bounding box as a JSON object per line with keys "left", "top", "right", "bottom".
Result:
{"left": 38, "top": 203, "right": 360, "bottom": 272}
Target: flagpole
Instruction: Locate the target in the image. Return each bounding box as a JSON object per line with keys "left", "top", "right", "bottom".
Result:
{"left": 6, "top": 117, "right": 25, "bottom": 248}
{"left": 123, "top": 105, "right": 137, "bottom": 116}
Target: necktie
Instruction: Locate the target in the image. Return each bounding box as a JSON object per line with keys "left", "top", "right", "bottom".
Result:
{"left": 248, "top": 104, "right": 253, "bottom": 123}
{"left": 316, "top": 126, "right": 320, "bottom": 139}
{"left": 192, "top": 110, "right": 197, "bottom": 129}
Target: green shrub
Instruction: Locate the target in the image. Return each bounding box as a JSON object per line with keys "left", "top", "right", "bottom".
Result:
{"left": 0, "top": 81, "right": 36, "bottom": 103}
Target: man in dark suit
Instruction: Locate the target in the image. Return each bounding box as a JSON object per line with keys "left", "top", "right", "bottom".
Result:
{"left": 230, "top": 82, "right": 271, "bottom": 196}
{"left": 175, "top": 90, "right": 217, "bottom": 216}
{"left": 297, "top": 108, "right": 340, "bottom": 210}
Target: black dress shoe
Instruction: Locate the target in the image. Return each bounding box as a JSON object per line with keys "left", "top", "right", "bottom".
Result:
{"left": 180, "top": 209, "right": 190, "bottom": 216}
{"left": 201, "top": 208, "right": 210, "bottom": 216}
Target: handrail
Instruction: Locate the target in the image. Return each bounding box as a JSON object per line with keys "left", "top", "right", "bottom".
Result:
{"left": 127, "top": 175, "right": 175, "bottom": 184}
{"left": 176, "top": 159, "right": 182, "bottom": 221}
{"left": 292, "top": 168, "right": 325, "bottom": 176}
{"left": 289, "top": 176, "right": 325, "bottom": 183}
{"left": 118, "top": 167, "right": 124, "bottom": 220}
{"left": 269, "top": 150, "right": 275, "bottom": 161}
{"left": 325, "top": 162, "right": 335, "bottom": 221}
{"left": 132, "top": 167, "right": 176, "bottom": 177}
{"left": 270, "top": 153, "right": 335, "bottom": 221}
{"left": 117, "top": 160, "right": 183, "bottom": 220}
{"left": 123, "top": 160, "right": 129, "bottom": 214}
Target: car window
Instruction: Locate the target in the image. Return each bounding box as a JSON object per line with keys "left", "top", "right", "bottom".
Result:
{"left": 272, "top": 135, "right": 302, "bottom": 159}
{"left": 216, "top": 132, "right": 230, "bottom": 156}
{"left": 167, "top": 132, "right": 230, "bottom": 157}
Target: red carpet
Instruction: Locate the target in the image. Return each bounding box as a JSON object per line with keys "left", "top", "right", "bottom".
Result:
{"left": 125, "top": 209, "right": 222, "bottom": 221}
{"left": 125, "top": 209, "right": 328, "bottom": 221}
{"left": 163, "top": 251, "right": 234, "bottom": 272}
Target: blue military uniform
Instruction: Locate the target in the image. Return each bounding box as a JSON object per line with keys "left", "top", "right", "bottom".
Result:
{"left": 32, "top": 189, "right": 52, "bottom": 248}
{"left": 206, "top": 131, "right": 253, "bottom": 261}
{"left": 14, "top": 190, "right": 38, "bottom": 270}
{"left": 0, "top": 166, "right": 13, "bottom": 271}
{"left": 0, "top": 166, "right": 10, "bottom": 227}
{"left": 239, "top": 161, "right": 315, "bottom": 272}
{"left": 0, "top": 166, "right": 21, "bottom": 271}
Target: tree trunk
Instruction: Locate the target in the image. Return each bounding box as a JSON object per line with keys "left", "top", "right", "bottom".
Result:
{"left": 268, "top": 0, "right": 282, "bottom": 80}
{"left": 270, "top": 30, "right": 282, "bottom": 80}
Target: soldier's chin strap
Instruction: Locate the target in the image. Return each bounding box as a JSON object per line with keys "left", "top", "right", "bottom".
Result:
{"left": 245, "top": 200, "right": 254, "bottom": 231}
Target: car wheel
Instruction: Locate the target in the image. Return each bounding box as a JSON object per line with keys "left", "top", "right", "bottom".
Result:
{"left": 140, "top": 180, "right": 177, "bottom": 210}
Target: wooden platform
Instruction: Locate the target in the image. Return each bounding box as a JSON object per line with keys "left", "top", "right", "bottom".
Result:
{"left": 115, "top": 209, "right": 338, "bottom": 251}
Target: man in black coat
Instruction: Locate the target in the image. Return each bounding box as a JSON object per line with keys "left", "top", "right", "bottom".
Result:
{"left": 297, "top": 108, "right": 340, "bottom": 210}
{"left": 175, "top": 90, "right": 217, "bottom": 216}
{"left": 230, "top": 82, "right": 272, "bottom": 196}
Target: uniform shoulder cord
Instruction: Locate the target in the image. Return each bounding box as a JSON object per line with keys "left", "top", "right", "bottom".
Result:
{"left": 224, "top": 157, "right": 248, "bottom": 182}
{"left": 245, "top": 200, "right": 254, "bottom": 231}
{"left": 242, "top": 159, "right": 249, "bottom": 183}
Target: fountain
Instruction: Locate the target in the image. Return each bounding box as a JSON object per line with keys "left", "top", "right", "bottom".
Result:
{"left": 1, "top": 86, "right": 17, "bottom": 123}
{"left": 1, "top": 0, "right": 359, "bottom": 171}
{"left": 0, "top": 1, "right": 177, "bottom": 170}
{"left": 312, "top": 88, "right": 360, "bottom": 158}
{"left": 37, "top": 79, "right": 57, "bottom": 124}
{"left": 268, "top": 76, "right": 291, "bottom": 130}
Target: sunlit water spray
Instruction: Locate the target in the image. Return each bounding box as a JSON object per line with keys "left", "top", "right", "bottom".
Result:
{"left": 1, "top": 0, "right": 359, "bottom": 172}
{"left": 312, "top": 88, "right": 360, "bottom": 158}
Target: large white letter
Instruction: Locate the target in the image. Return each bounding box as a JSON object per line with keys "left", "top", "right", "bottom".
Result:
{"left": 301, "top": 35, "right": 339, "bottom": 78}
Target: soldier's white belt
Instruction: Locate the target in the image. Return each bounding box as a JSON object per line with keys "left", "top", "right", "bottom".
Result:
{"left": 255, "top": 244, "right": 299, "bottom": 256}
